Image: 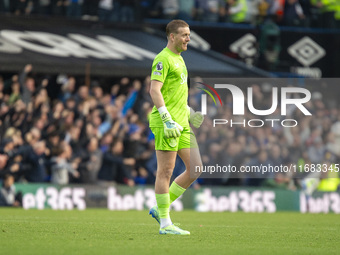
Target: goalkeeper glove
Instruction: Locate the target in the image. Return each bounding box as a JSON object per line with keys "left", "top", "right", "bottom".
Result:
{"left": 188, "top": 106, "right": 204, "bottom": 128}
{"left": 158, "top": 106, "right": 183, "bottom": 138}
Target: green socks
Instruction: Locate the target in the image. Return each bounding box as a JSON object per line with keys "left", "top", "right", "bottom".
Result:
{"left": 155, "top": 193, "right": 170, "bottom": 219}
{"left": 155, "top": 182, "right": 186, "bottom": 220}
{"left": 169, "top": 181, "right": 186, "bottom": 204}
{"left": 156, "top": 182, "right": 186, "bottom": 229}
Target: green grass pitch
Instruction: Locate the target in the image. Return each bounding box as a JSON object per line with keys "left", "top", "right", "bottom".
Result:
{"left": 0, "top": 208, "right": 339, "bottom": 255}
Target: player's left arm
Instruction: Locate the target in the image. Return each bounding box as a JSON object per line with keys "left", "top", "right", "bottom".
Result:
{"left": 187, "top": 106, "right": 204, "bottom": 128}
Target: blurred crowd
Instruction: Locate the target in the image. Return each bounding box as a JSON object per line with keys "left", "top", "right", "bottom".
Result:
{"left": 1, "top": 65, "right": 340, "bottom": 205}
{"left": 0, "top": 0, "right": 339, "bottom": 28}
{"left": 0, "top": 65, "right": 158, "bottom": 196}
{"left": 188, "top": 78, "right": 340, "bottom": 190}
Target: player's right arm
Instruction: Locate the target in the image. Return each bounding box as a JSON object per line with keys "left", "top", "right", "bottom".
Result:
{"left": 150, "top": 80, "right": 183, "bottom": 138}
{"left": 149, "top": 80, "right": 165, "bottom": 109}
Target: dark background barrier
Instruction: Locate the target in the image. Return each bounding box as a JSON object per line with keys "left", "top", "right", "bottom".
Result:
{"left": 146, "top": 20, "right": 340, "bottom": 78}
{"left": 0, "top": 16, "right": 270, "bottom": 78}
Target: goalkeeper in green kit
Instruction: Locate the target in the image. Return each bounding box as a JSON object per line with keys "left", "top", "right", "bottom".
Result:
{"left": 148, "top": 20, "right": 204, "bottom": 235}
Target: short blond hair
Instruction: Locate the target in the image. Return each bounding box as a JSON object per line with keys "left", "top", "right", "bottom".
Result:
{"left": 166, "top": 20, "right": 189, "bottom": 37}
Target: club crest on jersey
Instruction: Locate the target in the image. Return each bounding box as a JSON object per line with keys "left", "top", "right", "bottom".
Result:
{"left": 156, "top": 62, "right": 163, "bottom": 71}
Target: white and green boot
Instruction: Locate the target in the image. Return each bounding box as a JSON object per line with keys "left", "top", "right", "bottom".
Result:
{"left": 159, "top": 224, "right": 190, "bottom": 235}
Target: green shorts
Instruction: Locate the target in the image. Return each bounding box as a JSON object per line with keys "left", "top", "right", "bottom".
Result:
{"left": 151, "top": 126, "right": 198, "bottom": 151}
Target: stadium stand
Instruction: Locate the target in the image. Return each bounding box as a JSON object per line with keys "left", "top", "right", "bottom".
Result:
{"left": 0, "top": 0, "right": 339, "bottom": 28}
{"left": 0, "top": 1, "right": 340, "bottom": 201}
{"left": 1, "top": 64, "right": 339, "bottom": 191}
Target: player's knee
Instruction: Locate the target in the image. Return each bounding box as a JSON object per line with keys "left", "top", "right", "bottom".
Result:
{"left": 189, "top": 164, "right": 203, "bottom": 179}
{"left": 157, "top": 167, "right": 174, "bottom": 180}
{"left": 185, "top": 162, "right": 203, "bottom": 175}
{"left": 181, "top": 167, "right": 201, "bottom": 181}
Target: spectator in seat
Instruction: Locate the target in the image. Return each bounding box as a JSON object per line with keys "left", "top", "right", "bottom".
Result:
{"left": 66, "top": 0, "right": 83, "bottom": 18}
{"left": 97, "top": 139, "right": 135, "bottom": 186}
{"left": 51, "top": 0, "right": 68, "bottom": 16}
{"left": 37, "top": 0, "right": 52, "bottom": 15}
{"left": 0, "top": 174, "right": 21, "bottom": 207}
{"left": 246, "top": 0, "right": 264, "bottom": 24}
{"left": 19, "top": 64, "right": 35, "bottom": 105}
{"left": 0, "top": 154, "right": 9, "bottom": 178}
{"left": 178, "top": 0, "right": 195, "bottom": 20}
{"left": 23, "top": 140, "right": 48, "bottom": 183}
{"left": 0, "top": 0, "right": 9, "bottom": 13}
{"left": 161, "top": 0, "right": 179, "bottom": 19}
{"left": 311, "top": 0, "right": 337, "bottom": 28}
{"left": 245, "top": 149, "right": 272, "bottom": 186}
{"left": 283, "top": 0, "right": 306, "bottom": 26}
{"left": 98, "top": 0, "right": 114, "bottom": 21}
{"left": 12, "top": 0, "right": 29, "bottom": 15}
{"left": 79, "top": 137, "right": 103, "bottom": 184}
{"left": 82, "top": 0, "right": 98, "bottom": 20}
{"left": 75, "top": 85, "right": 90, "bottom": 104}
{"left": 8, "top": 82, "right": 21, "bottom": 106}
{"left": 0, "top": 138, "right": 15, "bottom": 155}
{"left": 51, "top": 142, "right": 80, "bottom": 185}
{"left": 60, "top": 76, "right": 76, "bottom": 102}
{"left": 226, "top": 0, "right": 249, "bottom": 23}
{"left": 119, "top": 0, "right": 135, "bottom": 23}
{"left": 197, "top": 0, "right": 224, "bottom": 22}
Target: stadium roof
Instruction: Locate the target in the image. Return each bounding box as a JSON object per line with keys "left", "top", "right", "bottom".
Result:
{"left": 0, "top": 16, "right": 271, "bottom": 77}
